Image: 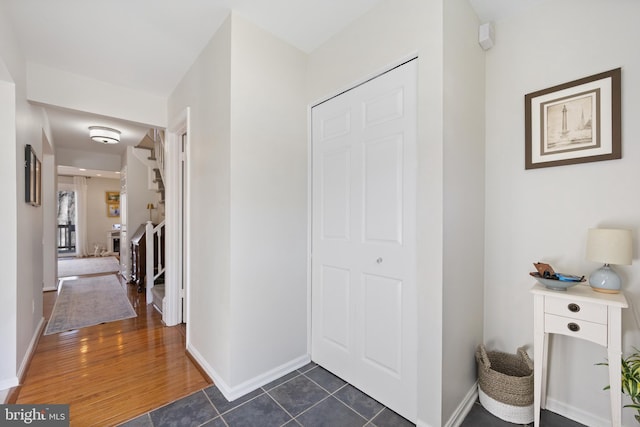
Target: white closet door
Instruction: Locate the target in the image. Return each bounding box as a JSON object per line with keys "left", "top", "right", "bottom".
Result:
{"left": 311, "top": 59, "right": 417, "bottom": 421}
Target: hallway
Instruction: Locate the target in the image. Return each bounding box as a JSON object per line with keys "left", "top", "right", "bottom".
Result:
{"left": 10, "top": 271, "right": 588, "bottom": 426}
{"left": 13, "top": 273, "right": 211, "bottom": 426}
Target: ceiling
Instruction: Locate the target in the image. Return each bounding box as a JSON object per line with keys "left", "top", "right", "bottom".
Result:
{"left": 4, "top": 0, "right": 544, "bottom": 178}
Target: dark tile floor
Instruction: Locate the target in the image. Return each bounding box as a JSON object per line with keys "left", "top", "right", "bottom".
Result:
{"left": 461, "top": 402, "right": 586, "bottom": 427}
{"left": 119, "top": 362, "right": 585, "bottom": 427}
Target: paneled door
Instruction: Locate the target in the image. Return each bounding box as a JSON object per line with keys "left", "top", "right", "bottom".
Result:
{"left": 311, "top": 59, "right": 417, "bottom": 421}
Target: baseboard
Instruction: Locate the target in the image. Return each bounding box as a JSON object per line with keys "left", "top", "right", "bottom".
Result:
{"left": 185, "top": 348, "right": 214, "bottom": 385}
{"left": 544, "top": 397, "right": 612, "bottom": 427}
{"left": 0, "top": 319, "right": 39, "bottom": 400}
{"left": 414, "top": 382, "right": 478, "bottom": 427}
{"left": 444, "top": 381, "right": 478, "bottom": 427}
{"left": 16, "top": 317, "right": 45, "bottom": 383}
{"left": 186, "top": 343, "right": 310, "bottom": 402}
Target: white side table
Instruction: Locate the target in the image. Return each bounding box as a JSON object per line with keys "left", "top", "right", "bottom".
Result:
{"left": 531, "top": 283, "right": 628, "bottom": 427}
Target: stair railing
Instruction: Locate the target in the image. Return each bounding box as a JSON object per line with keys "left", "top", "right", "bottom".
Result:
{"left": 145, "top": 220, "right": 166, "bottom": 304}
{"left": 153, "top": 129, "right": 166, "bottom": 184}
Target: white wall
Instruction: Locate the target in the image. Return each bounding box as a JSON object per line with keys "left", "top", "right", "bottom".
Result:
{"left": 56, "top": 147, "right": 121, "bottom": 172}
{"left": 442, "top": 0, "right": 485, "bottom": 420}
{"left": 229, "top": 14, "right": 308, "bottom": 387}
{"left": 0, "top": 0, "right": 52, "bottom": 389}
{"left": 42, "top": 128, "right": 57, "bottom": 291}
{"left": 0, "top": 74, "right": 18, "bottom": 390}
{"left": 27, "top": 63, "right": 167, "bottom": 128}
{"left": 169, "top": 15, "right": 234, "bottom": 388}
{"left": 484, "top": 1, "right": 640, "bottom": 425}
{"left": 169, "top": 13, "right": 309, "bottom": 397}
{"left": 308, "top": 1, "right": 485, "bottom": 425}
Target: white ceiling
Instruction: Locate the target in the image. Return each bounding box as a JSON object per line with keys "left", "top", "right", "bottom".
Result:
{"left": 4, "top": 0, "right": 540, "bottom": 177}
{"left": 468, "top": 0, "right": 547, "bottom": 23}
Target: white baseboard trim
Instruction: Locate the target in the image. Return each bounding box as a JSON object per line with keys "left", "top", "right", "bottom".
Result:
{"left": 445, "top": 382, "right": 478, "bottom": 427}
{"left": 545, "top": 397, "right": 611, "bottom": 427}
{"left": 17, "top": 317, "right": 45, "bottom": 381}
{"left": 43, "top": 286, "right": 57, "bottom": 292}
{"left": 186, "top": 343, "right": 310, "bottom": 402}
{"left": 415, "top": 382, "right": 478, "bottom": 427}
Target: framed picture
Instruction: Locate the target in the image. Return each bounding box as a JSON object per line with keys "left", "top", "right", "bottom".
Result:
{"left": 106, "top": 191, "right": 120, "bottom": 203}
{"left": 107, "top": 203, "right": 120, "bottom": 217}
{"left": 524, "top": 68, "right": 621, "bottom": 169}
{"left": 25, "top": 144, "right": 41, "bottom": 206}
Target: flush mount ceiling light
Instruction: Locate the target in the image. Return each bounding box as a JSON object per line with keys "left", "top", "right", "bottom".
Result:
{"left": 89, "top": 126, "right": 121, "bottom": 144}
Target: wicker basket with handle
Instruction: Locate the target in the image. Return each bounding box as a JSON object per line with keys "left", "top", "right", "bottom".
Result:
{"left": 475, "top": 344, "right": 534, "bottom": 423}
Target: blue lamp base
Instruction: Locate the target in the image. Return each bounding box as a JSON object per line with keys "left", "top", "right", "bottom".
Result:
{"left": 589, "top": 264, "right": 621, "bottom": 294}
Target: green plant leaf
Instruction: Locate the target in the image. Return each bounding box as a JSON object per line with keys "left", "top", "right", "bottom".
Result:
{"left": 599, "top": 350, "right": 640, "bottom": 420}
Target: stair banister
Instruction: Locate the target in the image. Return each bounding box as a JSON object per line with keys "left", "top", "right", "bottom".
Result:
{"left": 153, "top": 129, "right": 166, "bottom": 185}
{"left": 145, "top": 220, "right": 166, "bottom": 305}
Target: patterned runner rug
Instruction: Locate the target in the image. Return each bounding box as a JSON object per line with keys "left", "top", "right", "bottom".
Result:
{"left": 45, "top": 275, "right": 136, "bottom": 335}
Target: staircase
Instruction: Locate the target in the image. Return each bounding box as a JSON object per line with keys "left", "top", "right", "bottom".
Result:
{"left": 136, "top": 129, "right": 167, "bottom": 313}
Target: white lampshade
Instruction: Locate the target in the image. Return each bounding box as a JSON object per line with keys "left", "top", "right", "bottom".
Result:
{"left": 587, "top": 228, "right": 632, "bottom": 265}
{"left": 587, "top": 228, "right": 633, "bottom": 293}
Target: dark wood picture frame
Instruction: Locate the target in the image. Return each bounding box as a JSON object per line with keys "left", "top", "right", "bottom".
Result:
{"left": 25, "top": 144, "right": 41, "bottom": 206}
{"left": 525, "top": 68, "right": 621, "bottom": 169}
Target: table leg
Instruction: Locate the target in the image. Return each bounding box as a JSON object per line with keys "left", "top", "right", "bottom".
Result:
{"left": 608, "top": 308, "right": 623, "bottom": 427}
{"left": 533, "top": 294, "right": 545, "bottom": 427}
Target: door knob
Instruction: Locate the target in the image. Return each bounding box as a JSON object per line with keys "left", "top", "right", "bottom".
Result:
{"left": 376, "top": 257, "right": 383, "bottom": 264}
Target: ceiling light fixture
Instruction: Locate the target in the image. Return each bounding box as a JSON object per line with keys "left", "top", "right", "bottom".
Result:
{"left": 89, "top": 126, "right": 121, "bottom": 144}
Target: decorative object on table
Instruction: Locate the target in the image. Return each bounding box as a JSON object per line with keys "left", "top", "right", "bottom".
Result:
{"left": 530, "top": 262, "right": 585, "bottom": 291}
{"left": 597, "top": 348, "right": 640, "bottom": 423}
{"left": 587, "top": 228, "right": 633, "bottom": 294}
{"left": 146, "top": 203, "right": 155, "bottom": 222}
{"left": 475, "top": 344, "right": 534, "bottom": 424}
{"left": 524, "top": 68, "right": 621, "bottom": 169}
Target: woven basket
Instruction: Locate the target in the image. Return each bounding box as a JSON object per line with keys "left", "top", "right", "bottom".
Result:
{"left": 475, "top": 344, "right": 534, "bottom": 424}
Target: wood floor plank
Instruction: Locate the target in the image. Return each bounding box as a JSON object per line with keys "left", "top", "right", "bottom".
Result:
{"left": 16, "top": 274, "right": 211, "bottom": 426}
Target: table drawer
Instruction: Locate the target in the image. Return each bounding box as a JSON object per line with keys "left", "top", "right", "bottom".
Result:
{"left": 544, "top": 313, "right": 607, "bottom": 346}
{"left": 545, "top": 297, "right": 607, "bottom": 324}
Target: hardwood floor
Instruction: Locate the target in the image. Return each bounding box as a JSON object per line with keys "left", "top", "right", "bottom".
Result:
{"left": 15, "top": 274, "right": 211, "bottom": 426}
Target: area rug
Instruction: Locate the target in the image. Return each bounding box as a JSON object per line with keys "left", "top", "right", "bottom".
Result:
{"left": 45, "top": 275, "right": 136, "bottom": 335}
{"left": 58, "top": 256, "right": 120, "bottom": 278}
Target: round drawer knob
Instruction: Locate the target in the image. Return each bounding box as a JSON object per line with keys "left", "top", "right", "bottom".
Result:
{"left": 568, "top": 303, "right": 580, "bottom": 313}
{"left": 567, "top": 322, "right": 580, "bottom": 332}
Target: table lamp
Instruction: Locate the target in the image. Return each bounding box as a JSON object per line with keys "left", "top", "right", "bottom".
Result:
{"left": 146, "top": 203, "right": 155, "bottom": 222}
{"left": 586, "top": 228, "right": 632, "bottom": 293}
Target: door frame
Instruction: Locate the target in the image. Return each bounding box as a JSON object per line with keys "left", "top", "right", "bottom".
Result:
{"left": 164, "top": 107, "right": 190, "bottom": 327}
